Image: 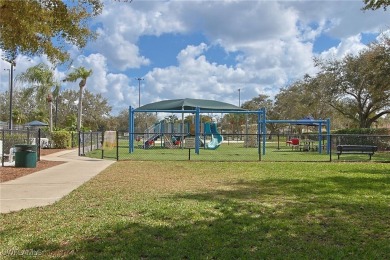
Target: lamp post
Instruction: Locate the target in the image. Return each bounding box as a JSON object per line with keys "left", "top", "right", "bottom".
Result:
{"left": 238, "top": 88, "right": 241, "bottom": 107}
{"left": 135, "top": 77, "right": 144, "bottom": 108}
{"left": 55, "top": 95, "right": 59, "bottom": 129}
{"left": 3, "top": 68, "right": 10, "bottom": 86}
{"left": 3, "top": 61, "right": 15, "bottom": 129}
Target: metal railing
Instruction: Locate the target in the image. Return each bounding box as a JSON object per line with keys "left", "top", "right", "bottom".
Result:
{"left": 78, "top": 131, "right": 103, "bottom": 156}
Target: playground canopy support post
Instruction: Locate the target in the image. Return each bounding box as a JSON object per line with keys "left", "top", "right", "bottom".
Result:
{"left": 195, "top": 107, "right": 200, "bottom": 154}
{"left": 129, "top": 106, "right": 135, "bottom": 153}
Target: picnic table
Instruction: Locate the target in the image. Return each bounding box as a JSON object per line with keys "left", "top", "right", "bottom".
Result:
{"left": 300, "top": 139, "right": 317, "bottom": 152}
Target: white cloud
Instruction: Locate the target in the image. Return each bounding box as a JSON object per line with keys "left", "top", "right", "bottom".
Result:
{"left": 83, "top": 1, "right": 388, "bottom": 112}
{"left": 87, "top": 1, "right": 189, "bottom": 71}
{"left": 91, "top": 27, "right": 150, "bottom": 71}
{"left": 61, "top": 53, "right": 135, "bottom": 114}
{"left": 0, "top": 52, "right": 57, "bottom": 91}
{"left": 80, "top": 54, "right": 109, "bottom": 93}
{"left": 319, "top": 34, "right": 368, "bottom": 60}
{"left": 1, "top": 0, "right": 389, "bottom": 116}
{"left": 141, "top": 43, "right": 273, "bottom": 107}
{"left": 284, "top": 1, "right": 389, "bottom": 38}
{"left": 175, "top": 1, "right": 298, "bottom": 50}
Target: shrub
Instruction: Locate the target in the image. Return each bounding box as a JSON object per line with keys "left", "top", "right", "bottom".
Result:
{"left": 332, "top": 128, "right": 390, "bottom": 150}
{"left": 333, "top": 128, "right": 390, "bottom": 135}
{"left": 51, "top": 131, "right": 72, "bottom": 149}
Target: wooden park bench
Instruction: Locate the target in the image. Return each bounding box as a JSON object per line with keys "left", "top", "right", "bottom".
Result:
{"left": 336, "top": 145, "right": 378, "bottom": 160}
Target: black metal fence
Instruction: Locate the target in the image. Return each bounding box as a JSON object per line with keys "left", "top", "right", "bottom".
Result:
{"left": 2, "top": 129, "right": 389, "bottom": 163}
{"left": 1, "top": 129, "right": 82, "bottom": 167}
{"left": 78, "top": 131, "right": 103, "bottom": 156}
{"left": 90, "top": 132, "right": 390, "bottom": 163}
{"left": 1, "top": 128, "right": 46, "bottom": 166}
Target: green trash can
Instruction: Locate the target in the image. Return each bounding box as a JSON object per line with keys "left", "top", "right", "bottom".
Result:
{"left": 14, "top": 144, "right": 37, "bottom": 168}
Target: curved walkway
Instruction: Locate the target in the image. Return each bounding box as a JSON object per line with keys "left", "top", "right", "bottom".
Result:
{"left": 0, "top": 150, "right": 115, "bottom": 214}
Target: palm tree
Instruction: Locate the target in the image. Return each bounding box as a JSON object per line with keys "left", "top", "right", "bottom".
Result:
{"left": 17, "top": 63, "right": 59, "bottom": 131}
{"left": 63, "top": 67, "right": 93, "bottom": 131}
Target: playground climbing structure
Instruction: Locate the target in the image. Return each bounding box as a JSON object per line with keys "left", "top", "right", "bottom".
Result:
{"left": 142, "top": 120, "right": 190, "bottom": 149}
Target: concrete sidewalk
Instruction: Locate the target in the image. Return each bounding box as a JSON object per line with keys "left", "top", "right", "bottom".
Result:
{"left": 0, "top": 150, "right": 115, "bottom": 214}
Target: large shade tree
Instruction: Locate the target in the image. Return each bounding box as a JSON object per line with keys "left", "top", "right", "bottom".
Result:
{"left": 363, "top": 0, "right": 390, "bottom": 10}
{"left": 274, "top": 74, "right": 351, "bottom": 129}
{"left": 318, "top": 38, "right": 390, "bottom": 128}
{"left": 114, "top": 109, "right": 158, "bottom": 132}
{"left": 274, "top": 80, "right": 309, "bottom": 120}
{"left": 63, "top": 66, "right": 93, "bottom": 131}
{"left": 0, "top": 0, "right": 103, "bottom": 63}
{"left": 82, "top": 90, "right": 112, "bottom": 130}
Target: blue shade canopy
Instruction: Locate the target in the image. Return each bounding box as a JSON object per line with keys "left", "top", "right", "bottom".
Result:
{"left": 136, "top": 98, "right": 244, "bottom": 111}
{"left": 25, "top": 120, "right": 48, "bottom": 126}
{"left": 296, "top": 116, "right": 319, "bottom": 126}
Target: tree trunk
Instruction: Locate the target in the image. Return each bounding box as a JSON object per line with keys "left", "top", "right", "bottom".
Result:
{"left": 359, "top": 118, "right": 372, "bottom": 128}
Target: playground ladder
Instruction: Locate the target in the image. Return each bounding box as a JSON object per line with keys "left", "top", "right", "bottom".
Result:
{"left": 163, "top": 135, "right": 176, "bottom": 148}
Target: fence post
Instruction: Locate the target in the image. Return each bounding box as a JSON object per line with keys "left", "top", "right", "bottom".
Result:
{"left": 78, "top": 131, "right": 81, "bottom": 156}
{"left": 83, "top": 131, "right": 85, "bottom": 156}
{"left": 116, "top": 130, "right": 119, "bottom": 161}
{"left": 329, "top": 135, "right": 332, "bottom": 162}
{"left": 258, "top": 133, "right": 262, "bottom": 161}
{"left": 37, "top": 128, "right": 41, "bottom": 161}
{"left": 1, "top": 129, "right": 4, "bottom": 167}
{"left": 102, "top": 131, "right": 105, "bottom": 159}
{"left": 97, "top": 132, "right": 100, "bottom": 149}
{"left": 90, "top": 131, "right": 93, "bottom": 152}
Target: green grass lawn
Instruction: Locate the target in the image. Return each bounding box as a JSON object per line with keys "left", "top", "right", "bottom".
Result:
{"left": 94, "top": 140, "right": 390, "bottom": 162}
{"left": 1, "top": 162, "right": 389, "bottom": 258}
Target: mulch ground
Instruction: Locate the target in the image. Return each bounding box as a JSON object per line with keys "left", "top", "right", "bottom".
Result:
{"left": 0, "top": 149, "right": 68, "bottom": 183}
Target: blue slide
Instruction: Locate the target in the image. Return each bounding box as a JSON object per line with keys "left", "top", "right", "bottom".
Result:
{"left": 205, "top": 123, "right": 223, "bottom": 150}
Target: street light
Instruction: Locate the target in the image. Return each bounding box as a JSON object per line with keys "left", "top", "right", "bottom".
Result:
{"left": 55, "top": 94, "right": 59, "bottom": 129}
{"left": 3, "top": 68, "right": 10, "bottom": 85}
{"left": 238, "top": 88, "right": 241, "bottom": 107}
{"left": 135, "top": 77, "right": 144, "bottom": 108}
{"left": 3, "top": 60, "right": 15, "bottom": 129}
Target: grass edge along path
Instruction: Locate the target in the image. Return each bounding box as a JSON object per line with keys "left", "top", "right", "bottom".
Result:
{"left": 1, "top": 161, "right": 389, "bottom": 259}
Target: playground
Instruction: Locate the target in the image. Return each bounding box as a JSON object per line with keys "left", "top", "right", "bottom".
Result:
{"left": 124, "top": 98, "right": 341, "bottom": 160}
{"left": 98, "top": 98, "right": 388, "bottom": 162}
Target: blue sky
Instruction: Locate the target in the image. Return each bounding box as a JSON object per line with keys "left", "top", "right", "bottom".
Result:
{"left": 1, "top": 0, "right": 389, "bottom": 115}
